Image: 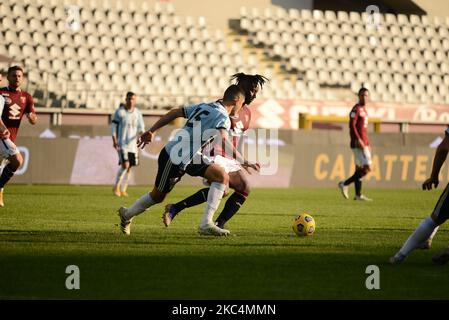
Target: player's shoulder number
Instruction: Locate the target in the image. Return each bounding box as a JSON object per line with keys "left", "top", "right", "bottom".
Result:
{"left": 185, "top": 106, "right": 210, "bottom": 127}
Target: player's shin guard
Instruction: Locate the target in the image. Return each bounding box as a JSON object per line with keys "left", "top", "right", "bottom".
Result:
{"left": 0, "top": 164, "right": 16, "bottom": 189}
{"left": 215, "top": 192, "right": 248, "bottom": 228}
{"left": 172, "top": 188, "right": 209, "bottom": 217}
{"left": 126, "top": 193, "right": 155, "bottom": 219}
{"left": 200, "top": 182, "right": 225, "bottom": 227}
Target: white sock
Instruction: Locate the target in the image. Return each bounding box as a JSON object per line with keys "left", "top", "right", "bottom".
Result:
{"left": 200, "top": 182, "right": 226, "bottom": 227}
{"left": 121, "top": 171, "right": 130, "bottom": 193}
{"left": 115, "top": 167, "right": 126, "bottom": 187}
{"left": 398, "top": 217, "right": 438, "bottom": 256}
{"left": 428, "top": 226, "right": 439, "bottom": 241}
{"left": 125, "top": 193, "right": 155, "bottom": 219}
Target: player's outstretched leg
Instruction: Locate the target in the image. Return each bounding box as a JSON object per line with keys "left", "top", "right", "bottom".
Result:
{"left": 390, "top": 216, "right": 439, "bottom": 264}
{"left": 117, "top": 188, "right": 162, "bottom": 235}
{"left": 162, "top": 188, "right": 210, "bottom": 227}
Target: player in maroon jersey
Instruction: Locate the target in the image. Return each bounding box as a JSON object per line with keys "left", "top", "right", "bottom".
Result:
{"left": 0, "top": 66, "right": 38, "bottom": 207}
{"left": 338, "top": 87, "right": 373, "bottom": 201}
{"left": 162, "top": 73, "right": 268, "bottom": 229}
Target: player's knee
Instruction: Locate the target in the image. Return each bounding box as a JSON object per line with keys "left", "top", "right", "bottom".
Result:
{"left": 356, "top": 167, "right": 366, "bottom": 177}
{"left": 220, "top": 172, "right": 229, "bottom": 185}
{"left": 9, "top": 153, "right": 23, "bottom": 170}
{"left": 208, "top": 166, "right": 228, "bottom": 184}
{"left": 243, "top": 178, "right": 251, "bottom": 194}
{"left": 237, "top": 177, "right": 251, "bottom": 195}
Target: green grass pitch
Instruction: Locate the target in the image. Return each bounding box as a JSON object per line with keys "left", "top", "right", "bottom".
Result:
{"left": 0, "top": 185, "right": 448, "bottom": 299}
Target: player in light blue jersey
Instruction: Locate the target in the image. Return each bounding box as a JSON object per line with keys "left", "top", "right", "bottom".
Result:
{"left": 117, "top": 85, "right": 259, "bottom": 236}
{"left": 111, "top": 92, "right": 145, "bottom": 197}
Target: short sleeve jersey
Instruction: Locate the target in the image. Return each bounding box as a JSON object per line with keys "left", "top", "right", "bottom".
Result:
{"left": 0, "top": 87, "right": 35, "bottom": 142}
{"left": 349, "top": 103, "right": 369, "bottom": 148}
{"left": 111, "top": 106, "right": 145, "bottom": 153}
{"left": 164, "top": 101, "right": 231, "bottom": 169}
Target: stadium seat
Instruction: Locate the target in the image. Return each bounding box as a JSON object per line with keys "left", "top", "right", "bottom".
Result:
{"left": 5, "top": 0, "right": 447, "bottom": 108}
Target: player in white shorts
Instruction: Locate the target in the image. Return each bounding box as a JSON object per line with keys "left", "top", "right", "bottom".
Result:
{"left": 111, "top": 92, "right": 145, "bottom": 197}
{"left": 338, "top": 88, "right": 373, "bottom": 201}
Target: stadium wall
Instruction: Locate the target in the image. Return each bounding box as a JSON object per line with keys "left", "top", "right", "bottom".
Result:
{"left": 35, "top": 97, "right": 449, "bottom": 131}
{"left": 11, "top": 127, "right": 447, "bottom": 189}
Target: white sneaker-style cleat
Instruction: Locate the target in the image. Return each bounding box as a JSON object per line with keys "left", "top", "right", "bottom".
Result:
{"left": 354, "top": 194, "right": 373, "bottom": 201}
{"left": 117, "top": 207, "right": 132, "bottom": 235}
{"left": 198, "top": 223, "right": 230, "bottom": 236}
{"left": 338, "top": 181, "right": 349, "bottom": 199}
{"left": 389, "top": 253, "right": 407, "bottom": 265}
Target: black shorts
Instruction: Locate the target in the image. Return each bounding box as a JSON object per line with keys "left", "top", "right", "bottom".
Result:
{"left": 432, "top": 183, "right": 449, "bottom": 222}
{"left": 119, "top": 151, "right": 139, "bottom": 167}
{"left": 155, "top": 148, "right": 209, "bottom": 193}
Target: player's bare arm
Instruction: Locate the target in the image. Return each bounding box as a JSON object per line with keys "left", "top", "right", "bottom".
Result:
{"left": 26, "top": 112, "right": 37, "bottom": 125}
{"left": 0, "top": 120, "right": 10, "bottom": 140}
{"left": 138, "top": 108, "right": 184, "bottom": 148}
{"left": 423, "top": 134, "right": 449, "bottom": 190}
{"left": 112, "top": 135, "right": 119, "bottom": 150}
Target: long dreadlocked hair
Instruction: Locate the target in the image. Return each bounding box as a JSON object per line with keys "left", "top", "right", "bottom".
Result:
{"left": 230, "top": 73, "right": 269, "bottom": 90}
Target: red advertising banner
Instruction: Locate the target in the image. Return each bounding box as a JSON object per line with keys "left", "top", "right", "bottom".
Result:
{"left": 250, "top": 99, "right": 449, "bottom": 129}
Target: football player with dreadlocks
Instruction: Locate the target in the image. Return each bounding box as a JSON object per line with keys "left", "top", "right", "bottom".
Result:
{"left": 162, "top": 73, "right": 268, "bottom": 231}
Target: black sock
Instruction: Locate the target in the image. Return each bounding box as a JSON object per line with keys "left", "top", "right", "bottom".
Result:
{"left": 355, "top": 171, "right": 368, "bottom": 196}
{"left": 0, "top": 165, "right": 16, "bottom": 189}
{"left": 172, "top": 188, "right": 209, "bottom": 218}
{"left": 355, "top": 179, "right": 362, "bottom": 196}
{"left": 215, "top": 192, "right": 247, "bottom": 228}
{"left": 344, "top": 171, "right": 362, "bottom": 186}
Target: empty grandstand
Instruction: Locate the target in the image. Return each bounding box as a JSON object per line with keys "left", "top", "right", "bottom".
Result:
{"left": 1, "top": 0, "right": 449, "bottom": 130}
